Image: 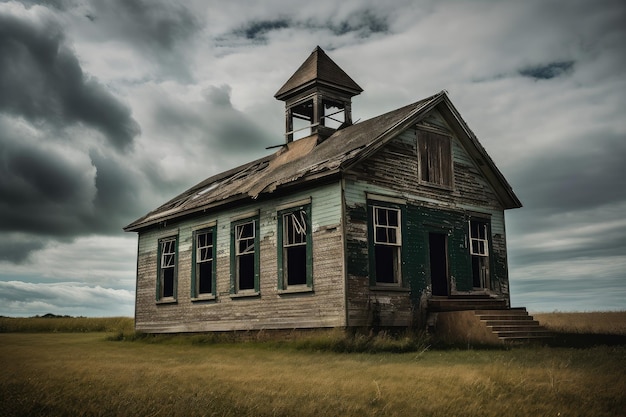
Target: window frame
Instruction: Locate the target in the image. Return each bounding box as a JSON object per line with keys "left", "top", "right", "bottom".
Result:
{"left": 191, "top": 226, "right": 217, "bottom": 300}
{"left": 277, "top": 203, "right": 313, "bottom": 292}
{"left": 230, "top": 217, "right": 260, "bottom": 296}
{"left": 156, "top": 235, "right": 178, "bottom": 302}
{"left": 469, "top": 220, "right": 490, "bottom": 257}
{"left": 368, "top": 203, "right": 405, "bottom": 287}
{"left": 417, "top": 128, "right": 453, "bottom": 189}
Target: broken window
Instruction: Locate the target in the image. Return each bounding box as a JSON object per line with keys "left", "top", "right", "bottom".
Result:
{"left": 288, "top": 99, "right": 314, "bottom": 140}
{"left": 158, "top": 237, "right": 177, "bottom": 300}
{"left": 193, "top": 229, "right": 215, "bottom": 297}
{"left": 233, "top": 219, "right": 258, "bottom": 292}
{"left": 372, "top": 206, "right": 402, "bottom": 285}
{"left": 469, "top": 220, "right": 490, "bottom": 288}
{"left": 417, "top": 130, "right": 452, "bottom": 187}
{"left": 322, "top": 99, "right": 345, "bottom": 129}
{"left": 279, "top": 207, "right": 311, "bottom": 288}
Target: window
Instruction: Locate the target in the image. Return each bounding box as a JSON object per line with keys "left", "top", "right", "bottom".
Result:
{"left": 278, "top": 206, "right": 312, "bottom": 290}
{"left": 371, "top": 206, "right": 402, "bottom": 285}
{"left": 157, "top": 236, "right": 177, "bottom": 300}
{"left": 417, "top": 130, "right": 452, "bottom": 187}
{"left": 469, "top": 220, "right": 490, "bottom": 288}
{"left": 288, "top": 99, "right": 314, "bottom": 141}
{"left": 231, "top": 218, "right": 259, "bottom": 293}
{"left": 321, "top": 99, "right": 345, "bottom": 129}
{"left": 192, "top": 228, "right": 216, "bottom": 298}
{"left": 470, "top": 221, "right": 489, "bottom": 256}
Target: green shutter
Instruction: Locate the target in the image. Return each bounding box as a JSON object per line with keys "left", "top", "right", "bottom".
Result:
{"left": 173, "top": 237, "right": 179, "bottom": 299}
{"left": 191, "top": 231, "right": 197, "bottom": 298}
{"left": 401, "top": 205, "right": 408, "bottom": 288}
{"left": 156, "top": 239, "right": 162, "bottom": 301}
{"left": 211, "top": 227, "right": 217, "bottom": 296}
{"left": 277, "top": 213, "right": 285, "bottom": 291}
{"left": 367, "top": 204, "right": 376, "bottom": 286}
{"left": 254, "top": 218, "right": 260, "bottom": 293}
{"left": 305, "top": 206, "right": 313, "bottom": 288}
{"left": 229, "top": 223, "right": 236, "bottom": 294}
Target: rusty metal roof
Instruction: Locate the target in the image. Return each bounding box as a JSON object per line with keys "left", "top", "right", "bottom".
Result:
{"left": 275, "top": 46, "right": 363, "bottom": 100}
{"left": 124, "top": 91, "right": 521, "bottom": 232}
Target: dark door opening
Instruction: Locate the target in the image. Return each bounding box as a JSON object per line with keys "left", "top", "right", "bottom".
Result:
{"left": 429, "top": 233, "right": 448, "bottom": 296}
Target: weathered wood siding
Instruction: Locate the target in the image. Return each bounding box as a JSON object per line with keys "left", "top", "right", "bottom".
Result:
{"left": 344, "top": 110, "right": 511, "bottom": 327}
{"left": 135, "top": 182, "right": 345, "bottom": 333}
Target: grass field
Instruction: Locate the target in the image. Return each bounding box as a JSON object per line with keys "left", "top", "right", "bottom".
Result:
{"left": 1, "top": 313, "right": 625, "bottom": 417}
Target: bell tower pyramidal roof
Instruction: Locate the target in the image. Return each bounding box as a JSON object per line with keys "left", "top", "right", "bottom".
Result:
{"left": 275, "top": 46, "right": 363, "bottom": 100}
{"left": 275, "top": 46, "right": 363, "bottom": 142}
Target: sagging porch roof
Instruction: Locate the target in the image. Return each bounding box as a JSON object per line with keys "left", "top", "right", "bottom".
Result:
{"left": 124, "top": 91, "right": 521, "bottom": 232}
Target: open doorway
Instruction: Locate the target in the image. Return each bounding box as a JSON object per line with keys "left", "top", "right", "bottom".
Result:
{"left": 429, "top": 233, "right": 449, "bottom": 296}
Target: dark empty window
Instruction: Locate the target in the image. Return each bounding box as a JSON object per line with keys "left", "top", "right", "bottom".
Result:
{"left": 279, "top": 208, "right": 311, "bottom": 288}
{"left": 234, "top": 219, "right": 257, "bottom": 292}
{"left": 194, "top": 229, "right": 215, "bottom": 297}
{"left": 158, "top": 237, "right": 177, "bottom": 300}
{"left": 418, "top": 130, "right": 452, "bottom": 187}
{"left": 372, "top": 206, "right": 401, "bottom": 284}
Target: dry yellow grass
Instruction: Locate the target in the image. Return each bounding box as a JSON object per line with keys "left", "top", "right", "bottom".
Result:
{"left": 534, "top": 311, "right": 626, "bottom": 335}
{"left": 1, "top": 332, "right": 625, "bottom": 417}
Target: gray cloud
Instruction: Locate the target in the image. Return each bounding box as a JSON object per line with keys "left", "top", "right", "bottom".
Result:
{"left": 0, "top": 280, "right": 134, "bottom": 317}
{"left": 519, "top": 61, "right": 574, "bottom": 80}
{"left": 89, "top": 0, "right": 200, "bottom": 51}
{"left": 0, "top": 10, "right": 140, "bottom": 150}
{"left": 226, "top": 8, "right": 390, "bottom": 44}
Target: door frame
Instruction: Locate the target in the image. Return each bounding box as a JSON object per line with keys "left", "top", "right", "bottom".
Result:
{"left": 428, "top": 231, "right": 449, "bottom": 296}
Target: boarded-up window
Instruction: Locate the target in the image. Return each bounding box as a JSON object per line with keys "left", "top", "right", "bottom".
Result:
{"left": 418, "top": 130, "right": 452, "bottom": 187}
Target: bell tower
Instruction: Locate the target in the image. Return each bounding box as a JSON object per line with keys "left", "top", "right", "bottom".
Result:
{"left": 275, "top": 46, "right": 363, "bottom": 142}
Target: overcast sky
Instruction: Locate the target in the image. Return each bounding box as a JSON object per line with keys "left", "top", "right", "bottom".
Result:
{"left": 1, "top": 0, "right": 624, "bottom": 317}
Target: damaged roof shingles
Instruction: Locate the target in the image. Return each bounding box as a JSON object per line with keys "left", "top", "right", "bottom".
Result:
{"left": 125, "top": 94, "right": 441, "bottom": 231}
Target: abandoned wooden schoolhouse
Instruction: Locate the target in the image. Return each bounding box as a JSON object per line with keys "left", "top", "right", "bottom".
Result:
{"left": 125, "top": 46, "right": 547, "bottom": 342}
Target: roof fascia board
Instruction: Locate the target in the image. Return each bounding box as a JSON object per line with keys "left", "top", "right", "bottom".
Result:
{"left": 437, "top": 95, "right": 522, "bottom": 209}
{"left": 341, "top": 93, "right": 445, "bottom": 172}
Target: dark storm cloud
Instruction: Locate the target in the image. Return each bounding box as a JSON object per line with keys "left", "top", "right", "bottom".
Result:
{"left": 0, "top": 239, "right": 45, "bottom": 264}
{"left": 229, "top": 9, "right": 389, "bottom": 43}
{"left": 513, "top": 133, "right": 626, "bottom": 214}
{"left": 327, "top": 9, "right": 389, "bottom": 37}
{"left": 519, "top": 61, "right": 575, "bottom": 80}
{"left": 0, "top": 7, "right": 150, "bottom": 262}
{"left": 0, "top": 10, "right": 140, "bottom": 150}
{"left": 153, "top": 85, "right": 276, "bottom": 155}
{"left": 235, "top": 18, "right": 291, "bottom": 40}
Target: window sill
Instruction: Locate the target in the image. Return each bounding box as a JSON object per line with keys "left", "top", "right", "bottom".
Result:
{"left": 230, "top": 291, "right": 260, "bottom": 299}
{"left": 156, "top": 298, "right": 177, "bottom": 305}
{"left": 191, "top": 295, "right": 216, "bottom": 302}
{"left": 418, "top": 181, "right": 453, "bottom": 192}
{"left": 278, "top": 285, "right": 313, "bottom": 295}
{"left": 369, "top": 285, "right": 410, "bottom": 292}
